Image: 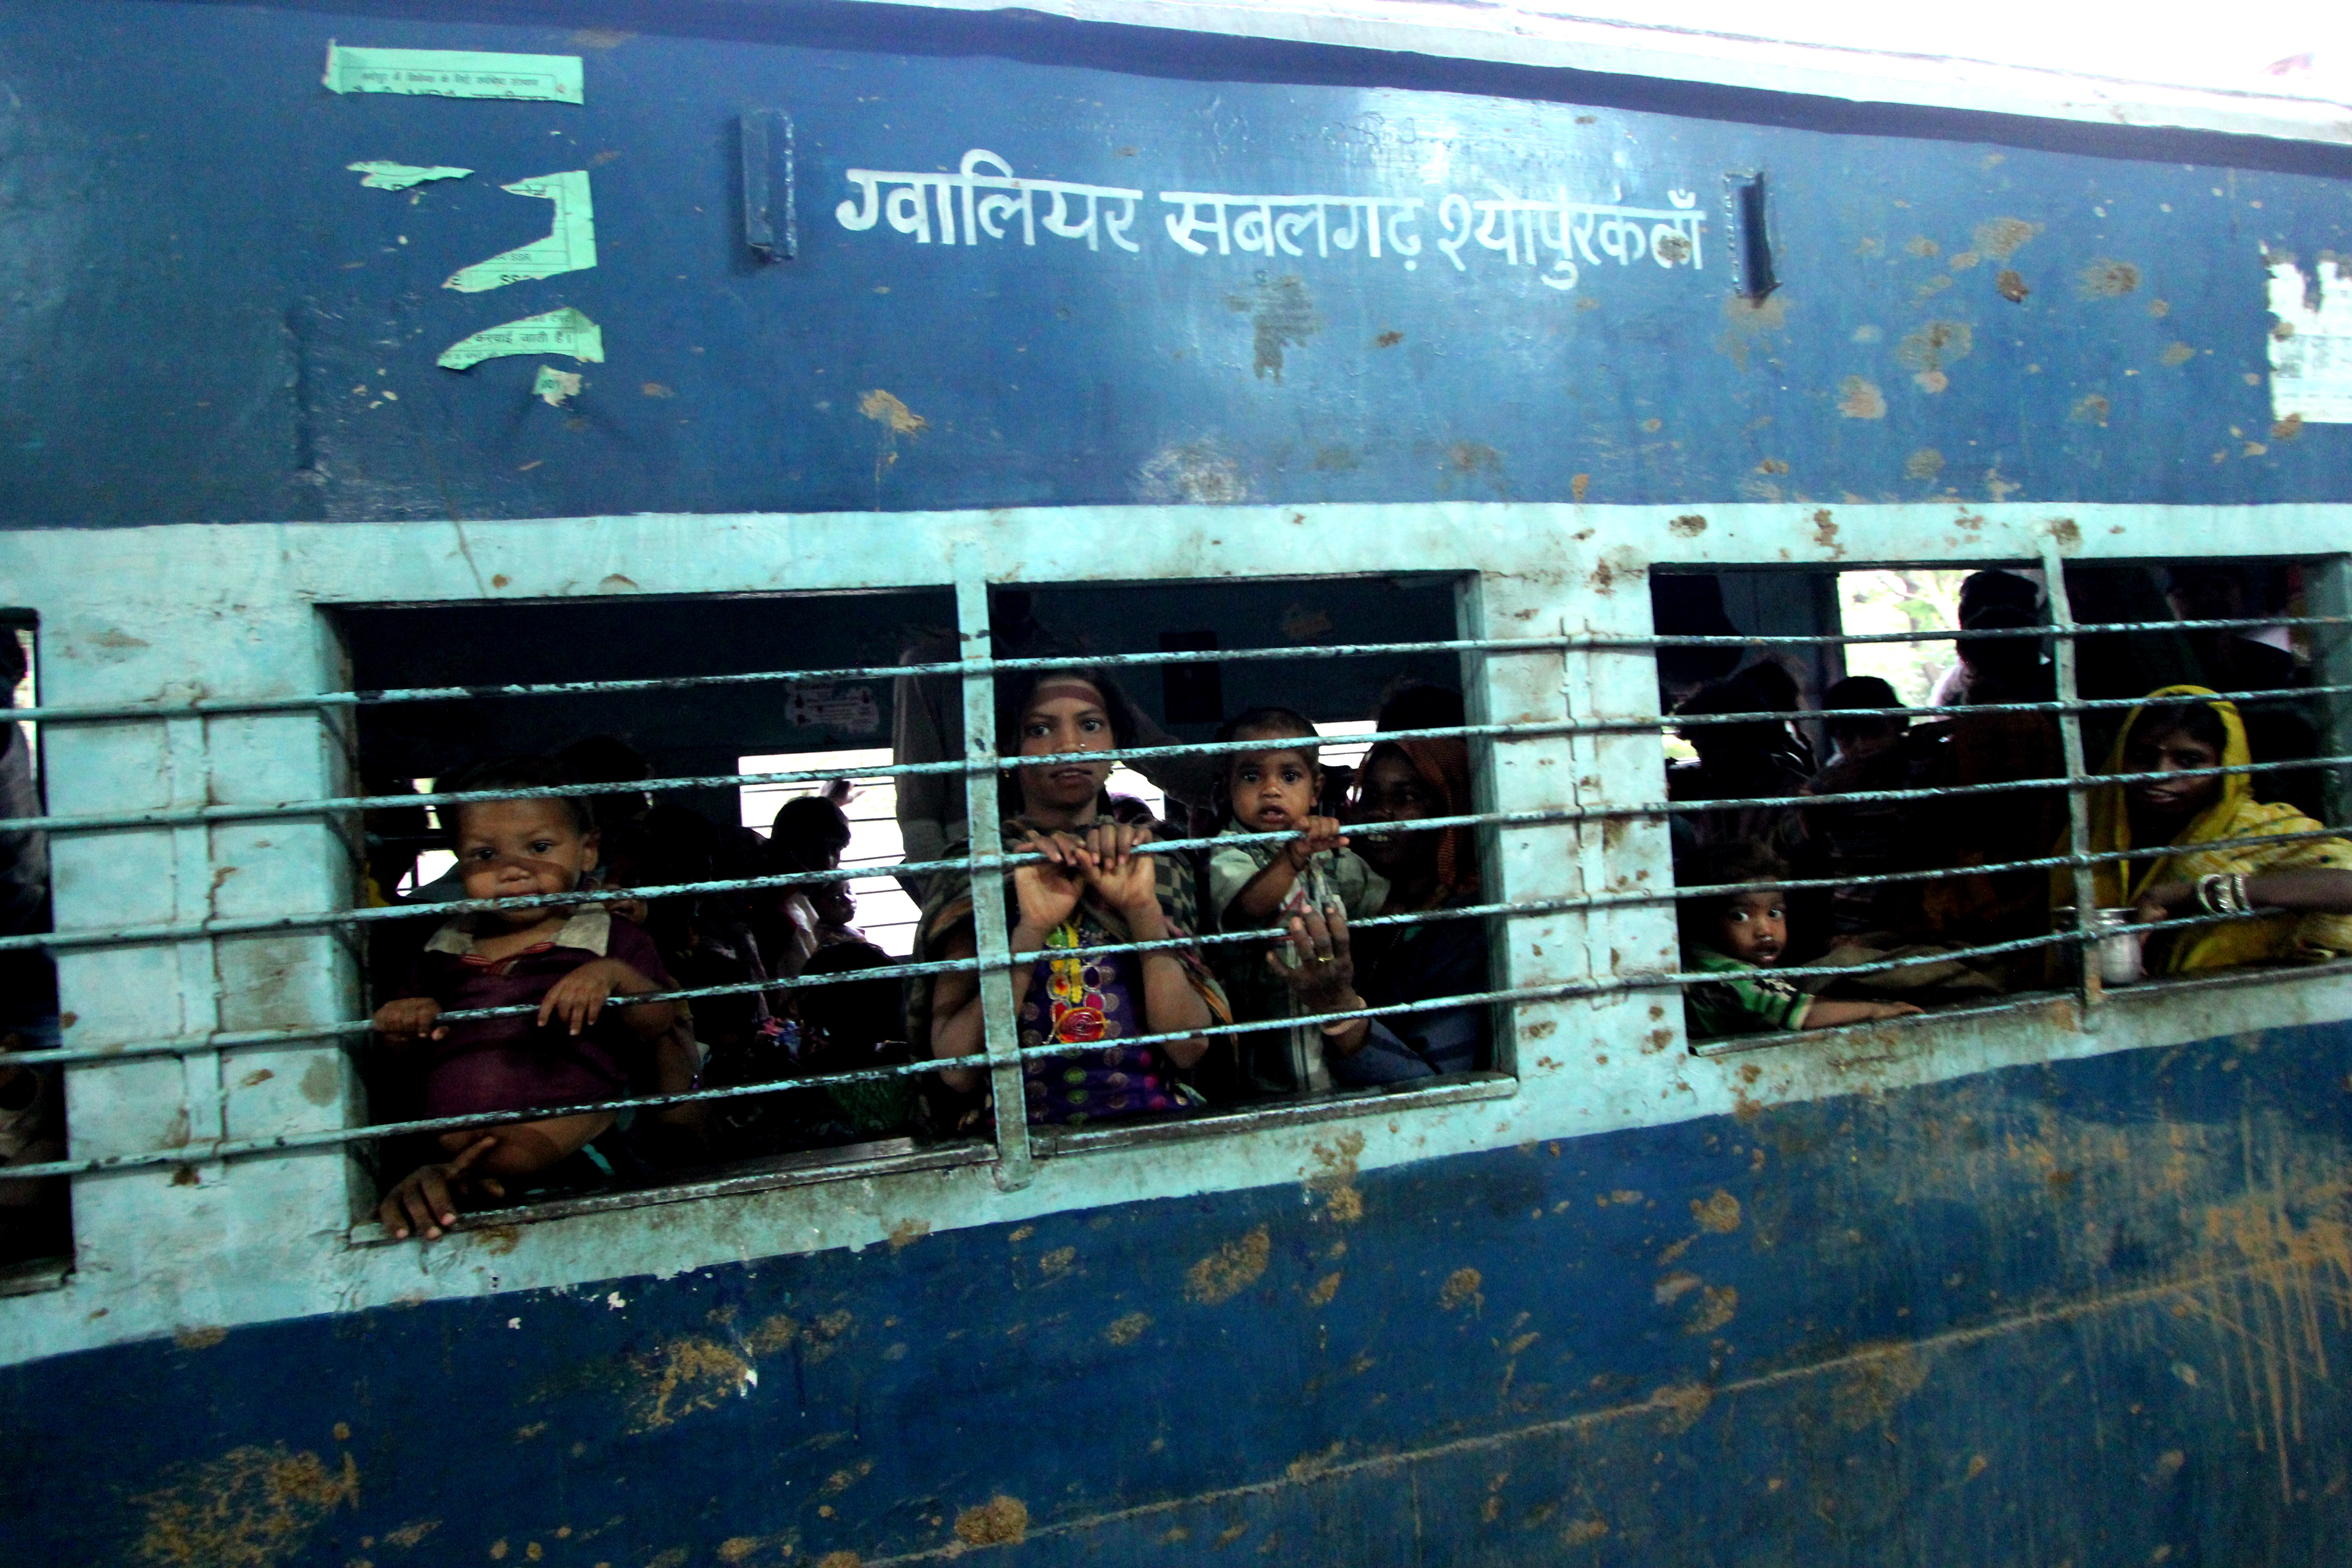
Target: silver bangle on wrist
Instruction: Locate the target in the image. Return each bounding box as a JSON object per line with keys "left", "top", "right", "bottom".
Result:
{"left": 2195, "top": 872, "right": 2251, "bottom": 916}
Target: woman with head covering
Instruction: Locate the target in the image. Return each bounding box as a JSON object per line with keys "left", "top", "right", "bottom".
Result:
{"left": 1265, "top": 688, "right": 1489, "bottom": 1084}
{"left": 2061, "top": 685, "right": 2352, "bottom": 975}
{"left": 911, "top": 667, "right": 1228, "bottom": 1126}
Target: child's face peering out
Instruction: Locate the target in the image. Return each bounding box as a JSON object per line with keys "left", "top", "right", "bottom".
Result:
{"left": 453, "top": 798, "right": 598, "bottom": 927}
{"left": 1230, "top": 743, "right": 1318, "bottom": 833}
{"left": 1712, "top": 885, "right": 1788, "bottom": 965}
{"left": 1014, "top": 680, "right": 1117, "bottom": 814}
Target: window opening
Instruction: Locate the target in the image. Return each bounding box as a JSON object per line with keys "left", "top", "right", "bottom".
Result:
{"left": 0, "top": 613, "right": 63, "bottom": 1288}
{"left": 1655, "top": 557, "right": 2352, "bottom": 1056}
{"left": 17, "top": 554, "right": 2342, "bottom": 1250}
{"left": 0, "top": 577, "right": 1494, "bottom": 1244}
{"left": 738, "top": 746, "right": 921, "bottom": 957}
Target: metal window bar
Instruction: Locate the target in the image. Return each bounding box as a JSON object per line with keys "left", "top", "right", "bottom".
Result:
{"left": 4, "top": 667, "right": 2342, "bottom": 841}
{"left": 1, "top": 896, "right": 2303, "bottom": 1186}
{"left": 4, "top": 745, "right": 2345, "bottom": 958}
{"left": 5, "top": 609, "right": 2340, "bottom": 729}
{"left": 15, "top": 810, "right": 2351, "bottom": 1072}
{"left": 2041, "top": 539, "right": 2104, "bottom": 1012}
{"left": 0, "top": 649, "right": 2333, "bottom": 846}
{"left": 14, "top": 588, "right": 2348, "bottom": 1186}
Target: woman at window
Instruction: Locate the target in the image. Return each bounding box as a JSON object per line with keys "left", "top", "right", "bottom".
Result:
{"left": 1266, "top": 695, "right": 1488, "bottom": 1083}
{"left": 912, "top": 668, "right": 1227, "bottom": 1126}
{"left": 2064, "top": 685, "right": 2352, "bottom": 974}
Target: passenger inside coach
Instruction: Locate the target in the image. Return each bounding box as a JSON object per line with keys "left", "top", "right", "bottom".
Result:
{"left": 1206, "top": 706, "right": 1388, "bottom": 1099}
{"left": 1927, "top": 569, "right": 2043, "bottom": 708}
{"left": 1667, "top": 666, "right": 1814, "bottom": 871}
{"left": 1266, "top": 686, "right": 1490, "bottom": 1084}
{"left": 372, "top": 760, "right": 681, "bottom": 1241}
{"left": 912, "top": 667, "right": 1227, "bottom": 1127}
{"left": 2067, "top": 686, "right": 2352, "bottom": 976}
{"left": 1803, "top": 676, "right": 1913, "bottom": 940}
{"left": 1676, "top": 842, "right": 1924, "bottom": 1040}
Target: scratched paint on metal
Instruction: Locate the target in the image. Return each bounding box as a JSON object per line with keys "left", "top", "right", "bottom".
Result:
{"left": 0, "top": 3, "right": 2345, "bottom": 524}
{"left": 5, "top": 1029, "right": 2352, "bottom": 1563}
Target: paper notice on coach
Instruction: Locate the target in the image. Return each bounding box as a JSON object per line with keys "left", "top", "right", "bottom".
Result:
{"left": 324, "top": 44, "right": 584, "bottom": 104}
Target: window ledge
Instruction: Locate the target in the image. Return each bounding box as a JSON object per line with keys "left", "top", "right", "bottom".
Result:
{"left": 0, "top": 1255, "right": 72, "bottom": 1298}
{"left": 1690, "top": 956, "right": 2352, "bottom": 1058}
{"left": 1031, "top": 1072, "right": 1519, "bottom": 1158}
{"left": 344, "top": 1137, "right": 995, "bottom": 1248}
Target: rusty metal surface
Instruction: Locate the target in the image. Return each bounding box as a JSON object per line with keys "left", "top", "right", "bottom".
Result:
{"left": 7, "top": 1022, "right": 2350, "bottom": 1565}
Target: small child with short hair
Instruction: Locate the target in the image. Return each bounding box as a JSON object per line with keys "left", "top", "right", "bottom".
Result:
{"left": 1207, "top": 708, "right": 1388, "bottom": 1096}
{"left": 1679, "top": 843, "right": 1921, "bottom": 1039}
{"left": 372, "top": 758, "right": 679, "bottom": 1240}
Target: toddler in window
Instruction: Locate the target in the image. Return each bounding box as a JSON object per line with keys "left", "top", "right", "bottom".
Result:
{"left": 373, "top": 759, "right": 678, "bottom": 1240}
{"left": 1206, "top": 708, "right": 1388, "bottom": 1096}
{"left": 1679, "top": 843, "right": 1921, "bottom": 1040}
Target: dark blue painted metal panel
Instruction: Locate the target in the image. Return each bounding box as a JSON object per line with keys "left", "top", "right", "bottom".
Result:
{"left": 0, "top": 0, "right": 2346, "bottom": 526}
{"left": 7, "top": 1022, "right": 2349, "bottom": 1564}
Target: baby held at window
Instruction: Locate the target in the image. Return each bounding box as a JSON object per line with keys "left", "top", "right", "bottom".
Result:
{"left": 1678, "top": 843, "right": 1921, "bottom": 1041}
{"left": 372, "top": 759, "right": 678, "bottom": 1241}
{"left": 1206, "top": 708, "right": 1388, "bottom": 1097}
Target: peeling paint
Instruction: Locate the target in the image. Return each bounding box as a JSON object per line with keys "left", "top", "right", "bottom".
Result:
{"left": 1972, "top": 217, "right": 2041, "bottom": 259}
{"left": 1836, "top": 377, "right": 1886, "bottom": 419}
{"left": 1439, "top": 1267, "right": 1484, "bottom": 1312}
{"left": 1896, "top": 321, "right": 1972, "bottom": 393}
{"left": 135, "top": 1446, "right": 358, "bottom": 1568}
{"left": 1185, "top": 1226, "right": 1272, "bottom": 1305}
{"left": 2078, "top": 259, "right": 2142, "bottom": 298}
{"left": 953, "top": 1495, "right": 1029, "bottom": 1546}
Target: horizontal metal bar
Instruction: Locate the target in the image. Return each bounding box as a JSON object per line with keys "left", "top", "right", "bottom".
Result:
{"left": 1001, "top": 903, "right": 2292, "bottom": 1071}
{"left": 1651, "top": 753, "right": 2352, "bottom": 820}
{"left": 10, "top": 898, "right": 2303, "bottom": 1181}
{"left": 1573, "top": 613, "right": 2352, "bottom": 651}
{"left": 0, "top": 757, "right": 975, "bottom": 838}
{"left": 22, "top": 753, "right": 2352, "bottom": 959}
{"left": 19, "top": 679, "right": 2345, "bottom": 840}
{"left": 6, "top": 633, "right": 1560, "bottom": 728}
{"left": 17, "top": 613, "right": 2333, "bottom": 729}
{"left": 0, "top": 715, "right": 1543, "bottom": 837}
{"left": 1661, "top": 684, "right": 2352, "bottom": 733}
{"left": 32, "top": 814, "right": 2343, "bottom": 1071}
{"left": 7, "top": 1042, "right": 1009, "bottom": 1182}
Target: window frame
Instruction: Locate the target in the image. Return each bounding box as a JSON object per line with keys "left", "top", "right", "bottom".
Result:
{"left": 0, "top": 506, "right": 2346, "bottom": 1358}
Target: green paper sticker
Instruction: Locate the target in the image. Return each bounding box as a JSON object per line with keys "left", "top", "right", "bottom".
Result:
{"left": 438, "top": 308, "right": 604, "bottom": 371}
{"left": 444, "top": 172, "right": 597, "bottom": 293}
{"left": 533, "top": 366, "right": 584, "bottom": 406}
{"left": 323, "top": 44, "right": 584, "bottom": 104}
{"left": 348, "top": 161, "right": 473, "bottom": 191}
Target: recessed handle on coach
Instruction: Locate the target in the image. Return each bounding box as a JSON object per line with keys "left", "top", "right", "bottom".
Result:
{"left": 741, "top": 109, "right": 796, "bottom": 263}
{"left": 1723, "top": 170, "right": 1776, "bottom": 302}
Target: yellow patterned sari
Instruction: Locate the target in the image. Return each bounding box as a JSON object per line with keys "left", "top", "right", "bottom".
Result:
{"left": 2058, "top": 685, "right": 2352, "bottom": 975}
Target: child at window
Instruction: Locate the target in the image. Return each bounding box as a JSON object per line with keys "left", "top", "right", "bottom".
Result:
{"left": 1679, "top": 843, "right": 1921, "bottom": 1040}
{"left": 1206, "top": 708, "right": 1388, "bottom": 1096}
{"left": 373, "top": 759, "right": 679, "bottom": 1241}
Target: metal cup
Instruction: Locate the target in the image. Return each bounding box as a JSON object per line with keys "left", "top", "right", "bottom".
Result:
{"left": 2091, "top": 907, "right": 2145, "bottom": 985}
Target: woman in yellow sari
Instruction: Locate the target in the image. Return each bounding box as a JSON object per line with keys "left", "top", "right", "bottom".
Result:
{"left": 2063, "top": 685, "right": 2352, "bottom": 975}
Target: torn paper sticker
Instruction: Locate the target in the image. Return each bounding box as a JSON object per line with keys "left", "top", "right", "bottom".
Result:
{"left": 348, "top": 161, "right": 472, "bottom": 191}
{"left": 786, "top": 684, "right": 882, "bottom": 735}
{"left": 533, "top": 366, "right": 584, "bottom": 406}
{"left": 323, "top": 43, "right": 584, "bottom": 104}
{"left": 2266, "top": 252, "right": 2352, "bottom": 424}
{"left": 445, "top": 171, "right": 597, "bottom": 293}
{"left": 438, "top": 308, "right": 603, "bottom": 371}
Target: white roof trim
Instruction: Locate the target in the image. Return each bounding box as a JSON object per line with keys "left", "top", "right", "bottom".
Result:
{"left": 853, "top": 0, "right": 2352, "bottom": 148}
